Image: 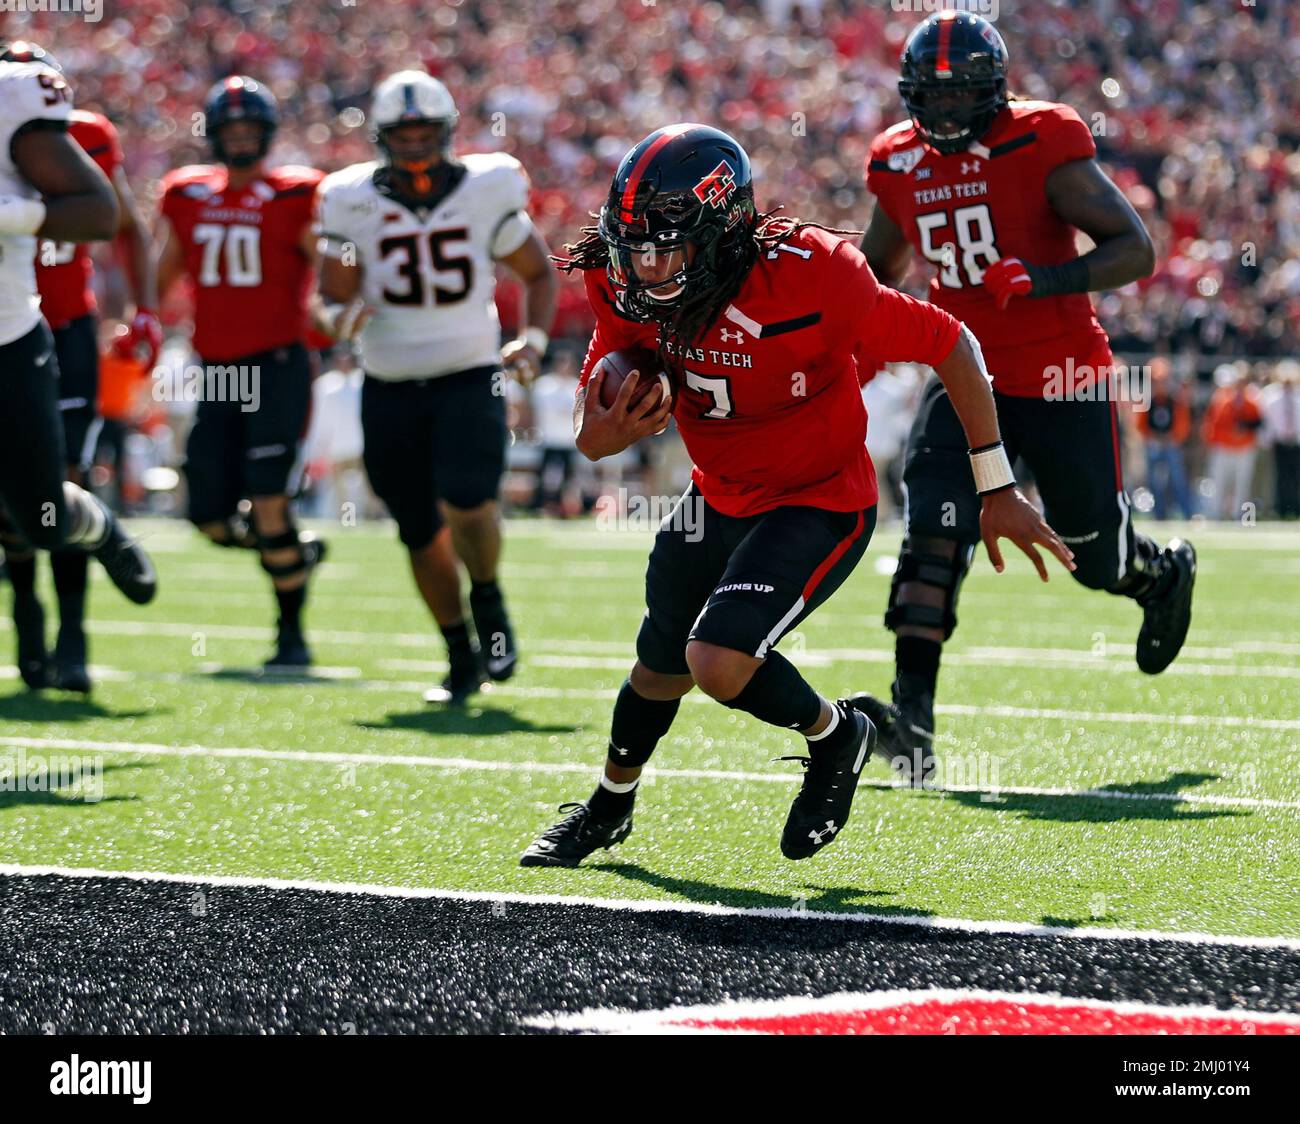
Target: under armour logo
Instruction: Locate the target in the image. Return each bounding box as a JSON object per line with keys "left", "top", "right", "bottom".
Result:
{"left": 720, "top": 328, "right": 745, "bottom": 344}
{"left": 808, "top": 820, "right": 838, "bottom": 845}
{"left": 960, "top": 159, "right": 981, "bottom": 175}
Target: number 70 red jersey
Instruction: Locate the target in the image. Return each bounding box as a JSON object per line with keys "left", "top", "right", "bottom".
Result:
{"left": 159, "top": 163, "right": 321, "bottom": 361}
{"left": 866, "top": 100, "right": 1110, "bottom": 397}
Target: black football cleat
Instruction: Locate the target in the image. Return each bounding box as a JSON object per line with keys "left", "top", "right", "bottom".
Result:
{"left": 520, "top": 801, "right": 633, "bottom": 867}
{"left": 52, "top": 627, "right": 92, "bottom": 694}
{"left": 470, "top": 584, "right": 517, "bottom": 682}
{"left": 424, "top": 644, "right": 484, "bottom": 706}
{"left": 779, "top": 701, "right": 875, "bottom": 861}
{"left": 13, "top": 594, "right": 51, "bottom": 691}
{"left": 92, "top": 518, "right": 157, "bottom": 605}
{"left": 849, "top": 680, "right": 937, "bottom": 788}
{"left": 1136, "top": 538, "right": 1197, "bottom": 675}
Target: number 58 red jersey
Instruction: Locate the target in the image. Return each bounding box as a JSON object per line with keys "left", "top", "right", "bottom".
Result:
{"left": 866, "top": 100, "right": 1109, "bottom": 396}
{"left": 160, "top": 163, "right": 321, "bottom": 361}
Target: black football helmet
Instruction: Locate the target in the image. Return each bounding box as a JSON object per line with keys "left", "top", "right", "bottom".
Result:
{"left": 597, "top": 124, "right": 757, "bottom": 324}
{"left": 899, "top": 12, "right": 1009, "bottom": 155}
{"left": 0, "top": 40, "right": 63, "bottom": 71}
{"left": 204, "top": 75, "right": 278, "bottom": 168}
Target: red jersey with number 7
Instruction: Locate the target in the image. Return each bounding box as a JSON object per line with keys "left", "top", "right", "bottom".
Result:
{"left": 578, "top": 222, "right": 962, "bottom": 517}
{"left": 36, "top": 110, "right": 123, "bottom": 329}
{"left": 865, "top": 100, "right": 1109, "bottom": 397}
{"left": 159, "top": 163, "right": 322, "bottom": 360}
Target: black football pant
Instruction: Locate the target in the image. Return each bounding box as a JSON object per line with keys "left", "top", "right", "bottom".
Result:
{"left": 888, "top": 377, "right": 1160, "bottom": 639}
{"left": 0, "top": 321, "right": 72, "bottom": 552}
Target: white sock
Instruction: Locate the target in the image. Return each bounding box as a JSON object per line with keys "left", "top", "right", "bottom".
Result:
{"left": 599, "top": 774, "right": 639, "bottom": 794}
{"left": 805, "top": 701, "right": 841, "bottom": 742}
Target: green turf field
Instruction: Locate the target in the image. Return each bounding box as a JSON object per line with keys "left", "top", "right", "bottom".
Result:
{"left": 1, "top": 517, "right": 1296, "bottom": 937}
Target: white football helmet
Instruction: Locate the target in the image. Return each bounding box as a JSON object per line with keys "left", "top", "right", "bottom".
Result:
{"left": 370, "top": 70, "right": 458, "bottom": 138}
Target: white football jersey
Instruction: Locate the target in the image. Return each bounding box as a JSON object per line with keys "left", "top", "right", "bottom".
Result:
{"left": 0, "top": 61, "right": 71, "bottom": 346}
{"left": 316, "top": 152, "right": 532, "bottom": 380}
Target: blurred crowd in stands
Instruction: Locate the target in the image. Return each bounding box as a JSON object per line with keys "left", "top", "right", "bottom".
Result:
{"left": 14, "top": 0, "right": 1300, "bottom": 521}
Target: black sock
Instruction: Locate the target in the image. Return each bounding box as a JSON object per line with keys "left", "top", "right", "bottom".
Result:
{"left": 589, "top": 778, "right": 637, "bottom": 819}
{"left": 896, "top": 635, "right": 942, "bottom": 696}
{"left": 608, "top": 677, "right": 681, "bottom": 767}
{"left": 6, "top": 553, "right": 37, "bottom": 603}
{"left": 441, "top": 619, "right": 475, "bottom": 655}
{"left": 51, "top": 551, "right": 88, "bottom": 637}
{"left": 721, "top": 651, "right": 823, "bottom": 730}
{"left": 469, "top": 579, "right": 502, "bottom": 608}
{"left": 275, "top": 585, "right": 306, "bottom": 638}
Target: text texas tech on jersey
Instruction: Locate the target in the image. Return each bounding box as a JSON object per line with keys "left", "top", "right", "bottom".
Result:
{"left": 160, "top": 162, "right": 321, "bottom": 361}
{"left": 580, "top": 223, "right": 960, "bottom": 518}
{"left": 866, "top": 100, "right": 1110, "bottom": 395}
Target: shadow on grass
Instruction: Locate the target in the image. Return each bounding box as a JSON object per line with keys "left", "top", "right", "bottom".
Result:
{"left": 0, "top": 761, "right": 149, "bottom": 812}
{"left": 586, "top": 861, "right": 929, "bottom": 920}
{"left": 356, "top": 703, "right": 576, "bottom": 737}
{"left": 0, "top": 691, "right": 160, "bottom": 723}
{"left": 947, "top": 771, "right": 1241, "bottom": 823}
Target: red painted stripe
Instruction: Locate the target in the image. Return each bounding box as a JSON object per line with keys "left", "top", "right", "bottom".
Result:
{"left": 800, "top": 510, "right": 866, "bottom": 603}
{"left": 935, "top": 12, "right": 957, "bottom": 74}
{"left": 675, "top": 997, "right": 1299, "bottom": 1036}
{"left": 618, "top": 124, "right": 695, "bottom": 224}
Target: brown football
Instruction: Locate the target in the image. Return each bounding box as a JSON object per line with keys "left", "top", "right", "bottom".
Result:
{"left": 593, "top": 347, "right": 673, "bottom": 412}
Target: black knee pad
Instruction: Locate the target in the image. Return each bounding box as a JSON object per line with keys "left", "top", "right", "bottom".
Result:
{"left": 256, "top": 524, "right": 307, "bottom": 580}
{"left": 885, "top": 537, "right": 975, "bottom": 639}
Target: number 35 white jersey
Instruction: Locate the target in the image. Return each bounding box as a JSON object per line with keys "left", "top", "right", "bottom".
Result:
{"left": 0, "top": 61, "right": 72, "bottom": 346}
{"left": 316, "top": 152, "right": 533, "bottom": 380}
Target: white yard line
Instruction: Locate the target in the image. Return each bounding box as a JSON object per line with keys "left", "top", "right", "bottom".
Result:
{"left": 3, "top": 616, "right": 1298, "bottom": 678}
{"left": 2, "top": 735, "right": 1296, "bottom": 810}
{"left": 0, "top": 861, "right": 1296, "bottom": 950}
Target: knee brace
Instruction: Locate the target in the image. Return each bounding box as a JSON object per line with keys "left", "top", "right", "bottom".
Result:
{"left": 256, "top": 524, "right": 308, "bottom": 580}
{"left": 885, "top": 537, "right": 974, "bottom": 639}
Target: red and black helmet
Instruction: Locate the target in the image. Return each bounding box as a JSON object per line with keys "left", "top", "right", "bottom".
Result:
{"left": 203, "top": 75, "right": 278, "bottom": 168}
{"left": 597, "top": 124, "right": 757, "bottom": 323}
{"left": 899, "top": 12, "right": 1009, "bottom": 155}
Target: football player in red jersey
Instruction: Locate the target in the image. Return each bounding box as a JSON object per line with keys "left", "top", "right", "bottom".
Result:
{"left": 157, "top": 76, "right": 325, "bottom": 670}
{"left": 0, "top": 40, "right": 159, "bottom": 693}
{"left": 856, "top": 12, "right": 1197, "bottom": 783}
{"left": 520, "top": 124, "right": 1072, "bottom": 867}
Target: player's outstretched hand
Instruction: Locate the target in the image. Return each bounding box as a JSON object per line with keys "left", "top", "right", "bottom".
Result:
{"left": 574, "top": 369, "right": 673, "bottom": 461}
{"left": 979, "top": 487, "right": 1076, "bottom": 581}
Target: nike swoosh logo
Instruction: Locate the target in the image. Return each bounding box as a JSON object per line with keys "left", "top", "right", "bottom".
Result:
{"left": 35, "top": 350, "right": 51, "bottom": 367}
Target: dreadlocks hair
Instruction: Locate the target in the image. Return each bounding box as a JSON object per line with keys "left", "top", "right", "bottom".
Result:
{"left": 553, "top": 207, "right": 864, "bottom": 358}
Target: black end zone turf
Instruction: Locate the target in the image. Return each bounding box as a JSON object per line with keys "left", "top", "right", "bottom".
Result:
{"left": 0, "top": 874, "right": 1296, "bottom": 1033}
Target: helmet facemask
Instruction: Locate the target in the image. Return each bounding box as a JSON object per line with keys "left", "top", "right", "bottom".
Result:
{"left": 375, "top": 120, "right": 454, "bottom": 195}
{"left": 899, "top": 75, "right": 1006, "bottom": 154}
{"left": 598, "top": 191, "right": 752, "bottom": 326}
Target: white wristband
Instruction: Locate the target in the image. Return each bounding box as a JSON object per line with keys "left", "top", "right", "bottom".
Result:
{"left": 522, "top": 326, "right": 549, "bottom": 355}
{"left": 969, "top": 442, "right": 1015, "bottom": 494}
{"left": 0, "top": 195, "right": 47, "bottom": 235}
